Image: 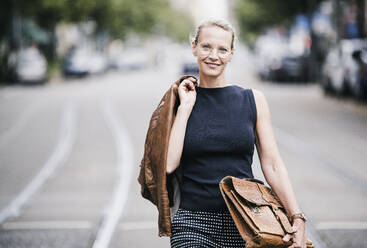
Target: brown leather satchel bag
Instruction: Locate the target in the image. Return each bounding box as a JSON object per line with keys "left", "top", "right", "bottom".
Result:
{"left": 219, "top": 176, "right": 314, "bottom": 248}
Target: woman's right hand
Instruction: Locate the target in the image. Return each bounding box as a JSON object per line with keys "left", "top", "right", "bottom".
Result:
{"left": 178, "top": 77, "right": 197, "bottom": 112}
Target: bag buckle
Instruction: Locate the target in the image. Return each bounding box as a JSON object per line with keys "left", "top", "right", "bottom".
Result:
{"left": 252, "top": 206, "right": 261, "bottom": 214}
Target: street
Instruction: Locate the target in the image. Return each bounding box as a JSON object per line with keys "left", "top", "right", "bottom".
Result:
{"left": 0, "top": 46, "right": 367, "bottom": 248}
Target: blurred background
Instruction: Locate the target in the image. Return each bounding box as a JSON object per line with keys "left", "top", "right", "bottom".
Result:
{"left": 0, "top": 0, "right": 366, "bottom": 247}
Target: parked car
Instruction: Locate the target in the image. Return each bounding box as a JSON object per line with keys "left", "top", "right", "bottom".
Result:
{"left": 181, "top": 61, "right": 199, "bottom": 77}
{"left": 322, "top": 39, "right": 367, "bottom": 98}
{"left": 87, "top": 52, "right": 108, "bottom": 75}
{"left": 63, "top": 48, "right": 90, "bottom": 77}
{"left": 255, "top": 29, "right": 310, "bottom": 82}
{"left": 270, "top": 55, "right": 309, "bottom": 82}
{"left": 108, "top": 48, "right": 148, "bottom": 70}
{"left": 63, "top": 47, "right": 108, "bottom": 77}
{"left": 321, "top": 46, "right": 345, "bottom": 94}
{"left": 8, "top": 46, "right": 48, "bottom": 84}
{"left": 255, "top": 31, "right": 289, "bottom": 81}
{"left": 349, "top": 48, "right": 367, "bottom": 98}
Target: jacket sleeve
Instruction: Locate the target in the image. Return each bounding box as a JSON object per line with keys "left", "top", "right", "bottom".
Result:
{"left": 137, "top": 87, "right": 173, "bottom": 205}
{"left": 137, "top": 75, "right": 197, "bottom": 236}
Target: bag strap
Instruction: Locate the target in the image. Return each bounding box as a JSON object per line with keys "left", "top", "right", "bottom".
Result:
{"left": 256, "top": 183, "right": 295, "bottom": 234}
{"left": 245, "top": 178, "right": 265, "bottom": 185}
{"left": 270, "top": 205, "right": 295, "bottom": 234}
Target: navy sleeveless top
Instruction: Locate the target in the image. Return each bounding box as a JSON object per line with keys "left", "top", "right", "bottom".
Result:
{"left": 179, "top": 84, "right": 257, "bottom": 211}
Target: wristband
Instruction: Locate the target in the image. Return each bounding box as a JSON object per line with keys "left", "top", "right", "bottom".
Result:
{"left": 290, "top": 213, "right": 307, "bottom": 223}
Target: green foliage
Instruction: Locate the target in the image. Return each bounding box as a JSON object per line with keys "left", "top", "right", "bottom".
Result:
{"left": 101, "top": 0, "right": 193, "bottom": 41}
{"left": 0, "top": 0, "right": 192, "bottom": 81}
{"left": 0, "top": 0, "right": 192, "bottom": 41}
{"left": 154, "top": 2, "right": 193, "bottom": 42}
{"left": 235, "top": 0, "right": 320, "bottom": 43}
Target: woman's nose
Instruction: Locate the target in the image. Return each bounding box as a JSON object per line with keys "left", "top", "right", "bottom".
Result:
{"left": 208, "top": 49, "right": 219, "bottom": 59}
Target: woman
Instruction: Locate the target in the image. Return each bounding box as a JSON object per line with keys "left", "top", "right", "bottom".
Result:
{"left": 166, "top": 19, "right": 307, "bottom": 248}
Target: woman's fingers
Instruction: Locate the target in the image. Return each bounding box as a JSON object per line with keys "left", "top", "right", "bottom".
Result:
{"left": 286, "top": 219, "right": 306, "bottom": 248}
{"left": 284, "top": 233, "right": 306, "bottom": 248}
{"left": 180, "top": 79, "right": 196, "bottom": 92}
{"left": 290, "top": 240, "right": 303, "bottom": 248}
{"left": 282, "top": 233, "right": 292, "bottom": 242}
{"left": 186, "top": 76, "right": 197, "bottom": 83}
{"left": 178, "top": 77, "right": 197, "bottom": 108}
{"left": 288, "top": 243, "right": 305, "bottom": 248}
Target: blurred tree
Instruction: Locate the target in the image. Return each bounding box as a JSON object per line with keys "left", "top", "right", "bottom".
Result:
{"left": 1, "top": 0, "right": 191, "bottom": 43}
{"left": 235, "top": 0, "right": 321, "bottom": 43}
{"left": 0, "top": 0, "right": 192, "bottom": 82}
{"left": 91, "top": 0, "right": 192, "bottom": 41}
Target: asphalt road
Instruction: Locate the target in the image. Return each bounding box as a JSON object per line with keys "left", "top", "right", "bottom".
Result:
{"left": 0, "top": 46, "right": 366, "bottom": 248}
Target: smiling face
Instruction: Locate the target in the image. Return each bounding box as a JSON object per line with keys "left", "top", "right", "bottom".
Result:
{"left": 192, "top": 26, "right": 234, "bottom": 78}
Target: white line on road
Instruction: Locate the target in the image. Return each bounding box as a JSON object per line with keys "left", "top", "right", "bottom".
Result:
{"left": 316, "top": 221, "right": 367, "bottom": 230}
{"left": 91, "top": 100, "right": 134, "bottom": 248}
{"left": 2, "top": 220, "right": 93, "bottom": 230}
{"left": 0, "top": 100, "right": 43, "bottom": 148}
{"left": 0, "top": 103, "right": 77, "bottom": 224}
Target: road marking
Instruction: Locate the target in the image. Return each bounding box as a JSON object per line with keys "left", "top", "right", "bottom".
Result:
{"left": 0, "top": 100, "right": 43, "bottom": 148}
{"left": 0, "top": 103, "right": 77, "bottom": 224}
{"left": 316, "top": 221, "right": 367, "bottom": 230}
{"left": 1, "top": 221, "right": 93, "bottom": 230}
{"left": 91, "top": 100, "right": 134, "bottom": 248}
{"left": 118, "top": 221, "right": 157, "bottom": 231}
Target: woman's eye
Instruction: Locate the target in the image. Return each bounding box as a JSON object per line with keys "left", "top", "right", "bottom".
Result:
{"left": 220, "top": 48, "right": 228, "bottom": 52}
{"left": 202, "top": 44, "right": 210, "bottom": 49}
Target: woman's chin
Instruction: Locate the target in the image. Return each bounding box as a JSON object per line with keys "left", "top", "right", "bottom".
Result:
{"left": 200, "top": 68, "right": 223, "bottom": 77}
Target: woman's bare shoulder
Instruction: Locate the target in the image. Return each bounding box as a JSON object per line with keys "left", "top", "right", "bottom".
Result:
{"left": 251, "top": 88, "right": 266, "bottom": 102}
{"left": 233, "top": 86, "right": 267, "bottom": 107}
{"left": 250, "top": 88, "right": 269, "bottom": 115}
{"left": 250, "top": 88, "right": 265, "bottom": 98}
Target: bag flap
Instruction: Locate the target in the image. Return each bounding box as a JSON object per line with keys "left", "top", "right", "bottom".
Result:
{"left": 232, "top": 177, "right": 282, "bottom": 208}
{"left": 231, "top": 190, "right": 286, "bottom": 236}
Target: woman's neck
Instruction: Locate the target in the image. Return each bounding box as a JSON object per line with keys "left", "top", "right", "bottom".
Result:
{"left": 198, "top": 72, "right": 227, "bottom": 88}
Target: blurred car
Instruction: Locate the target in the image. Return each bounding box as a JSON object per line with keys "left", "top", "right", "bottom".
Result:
{"left": 321, "top": 46, "right": 345, "bottom": 94}
{"left": 255, "top": 30, "right": 310, "bottom": 82}
{"left": 255, "top": 31, "right": 288, "bottom": 81}
{"left": 88, "top": 52, "right": 108, "bottom": 74}
{"left": 255, "top": 16, "right": 312, "bottom": 83}
{"left": 181, "top": 61, "right": 199, "bottom": 77}
{"left": 63, "top": 48, "right": 90, "bottom": 77}
{"left": 345, "top": 45, "right": 367, "bottom": 98}
{"left": 269, "top": 55, "right": 309, "bottom": 82}
{"left": 8, "top": 46, "right": 47, "bottom": 84}
{"left": 322, "top": 39, "right": 367, "bottom": 98}
{"left": 108, "top": 48, "right": 148, "bottom": 70}
{"left": 349, "top": 48, "right": 367, "bottom": 98}
{"left": 63, "top": 47, "right": 108, "bottom": 77}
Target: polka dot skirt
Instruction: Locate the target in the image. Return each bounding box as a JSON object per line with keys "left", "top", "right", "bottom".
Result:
{"left": 170, "top": 208, "right": 246, "bottom": 248}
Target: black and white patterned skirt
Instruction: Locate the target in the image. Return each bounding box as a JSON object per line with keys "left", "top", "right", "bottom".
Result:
{"left": 170, "top": 208, "right": 246, "bottom": 248}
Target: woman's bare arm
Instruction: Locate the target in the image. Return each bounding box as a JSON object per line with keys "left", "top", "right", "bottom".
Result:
{"left": 166, "top": 78, "right": 197, "bottom": 174}
{"left": 252, "top": 89, "right": 306, "bottom": 247}
{"left": 166, "top": 105, "right": 192, "bottom": 174}
{"left": 253, "top": 89, "right": 301, "bottom": 216}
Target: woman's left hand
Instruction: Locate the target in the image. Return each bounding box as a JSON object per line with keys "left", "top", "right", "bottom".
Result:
{"left": 282, "top": 219, "right": 306, "bottom": 248}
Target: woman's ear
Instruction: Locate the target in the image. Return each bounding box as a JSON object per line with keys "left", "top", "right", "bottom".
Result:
{"left": 227, "top": 49, "right": 235, "bottom": 62}
{"left": 192, "top": 41, "right": 198, "bottom": 57}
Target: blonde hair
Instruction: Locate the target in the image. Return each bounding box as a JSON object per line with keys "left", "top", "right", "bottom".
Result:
{"left": 190, "top": 19, "right": 236, "bottom": 49}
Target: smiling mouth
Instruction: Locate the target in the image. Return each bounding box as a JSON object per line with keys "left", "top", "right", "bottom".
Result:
{"left": 205, "top": 62, "right": 220, "bottom": 67}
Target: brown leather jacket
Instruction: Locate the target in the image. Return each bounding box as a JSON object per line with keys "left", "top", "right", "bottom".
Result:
{"left": 137, "top": 75, "right": 197, "bottom": 237}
